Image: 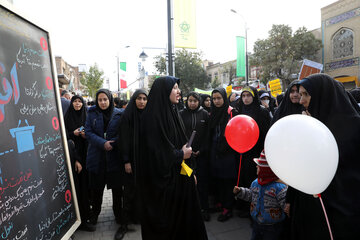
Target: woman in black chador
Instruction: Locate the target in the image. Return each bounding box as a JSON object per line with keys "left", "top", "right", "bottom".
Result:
{"left": 118, "top": 89, "right": 148, "bottom": 230}
{"left": 285, "top": 74, "right": 360, "bottom": 240}
{"left": 236, "top": 86, "right": 271, "bottom": 216}
{"left": 180, "top": 91, "right": 210, "bottom": 221}
{"left": 64, "top": 95, "right": 94, "bottom": 231}
{"left": 139, "top": 76, "right": 208, "bottom": 240}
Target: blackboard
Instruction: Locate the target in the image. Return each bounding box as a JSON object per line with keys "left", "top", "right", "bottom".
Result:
{"left": 0, "top": 1, "right": 80, "bottom": 239}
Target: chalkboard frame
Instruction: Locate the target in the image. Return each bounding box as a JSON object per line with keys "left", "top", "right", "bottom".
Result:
{"left": 0, "top": 0, "right": 81, "bottom": 239}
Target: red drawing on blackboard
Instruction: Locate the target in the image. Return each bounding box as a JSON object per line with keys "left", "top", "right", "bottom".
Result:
{"left": 65, "top": 189, "right": 71, "bottom": 203}
{"left": 46, "top": 77, "right": 53, "bottom": 90}
{"left": 52, "top": 117, "right": 59, "bottom": 130}
{"left": 40, "top": 37, "right": 48, "bottom": 51}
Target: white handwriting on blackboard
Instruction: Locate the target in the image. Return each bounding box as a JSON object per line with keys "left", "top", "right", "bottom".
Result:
{"left": 24, "top": 81, "right": 53, "bottom": 100}
{"left": 0, "top": 179, "right": 42, "bottom": 211}
{"left": 52, "top": 155, "right": 68, "bottom": 200}
{"left": 19, "top": 102, "right": 55, "bottom": 116}
{"left": 16, "top": 44, "right": 47, "bottom": 70}
{"left": 0, "top": 188, "right": 44, "bottom": 225}
{"left": 8, "top": 225, "right": 28, "bottom": 240}
{"left": 39, "top": 143, "right": 62, "bottom": 159}
{"left": 37, "top": 203, "right": 72, "bottom": 233}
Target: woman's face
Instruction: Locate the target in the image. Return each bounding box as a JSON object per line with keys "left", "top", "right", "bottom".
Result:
{"left": 187, "top": 95, "right": 199, "bottom": 110}
{"left": 135, "top": 93, "right": 147, "bottom": 110}
{"left": 230, "top": 93, "right": 236, "bottom": 102}
{"left": 169, "top": 83, "right": 181, "bottom": 104}
{"left": 97, "top": 93, "right": 110, "bottom": 110}
{"left": 72, "top": 98, "right": 83, "bottom": 111}
{"left": 289, "top": 85, "right": 300, "bottom": 104}
{"left": 242, "top": 91, "right": 254, "bottom": 105}
{"left": 299, "top": 85, "right": 311, "bottom": 109}
{"left": 212, "top": 92, "right": 224, "bottom": 108}
{"left": 204, "top": 97, "right": 211, "bottom": 108}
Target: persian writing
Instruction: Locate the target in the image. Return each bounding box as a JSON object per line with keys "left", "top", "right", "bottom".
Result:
{"left": 39, "top": 143, "right": 62, "bottom": 159}
{"left": 16, "top": 44, "right": 48, "bottom": 70}
{"left": 0, "top": 62, "right": 20, "bottom": 123}
{"left": 24, "top": 81, "right": 53, "bottom": 100}
{"left": 325, "top": 57, "right": 359, "bottom": 71}
{"left": 325, "top": 7, "right": 360, "bottom": 26}
{"left": 52, "top": 155, "right": 68, "bottom": 200}
{"left": 19, "top": 102, "right": 55, "bottom": 116}
{"left": 0, "top": 221, "right": 13, "bottom": 239}
{"left": 0, "top": 179, "right": 44, "bottom": 225}
{"left": 8, "top": 225, "right": 28, "bottom": 240}
{"left": 34, "top": 133, "right": 61, "bottom": 146}
{"left": 0, "top": 169, "right": 32, "bottom": 199}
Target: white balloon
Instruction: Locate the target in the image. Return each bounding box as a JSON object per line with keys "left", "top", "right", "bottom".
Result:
{"left": 264, "top": 114, "right": 339, "bottom": 195}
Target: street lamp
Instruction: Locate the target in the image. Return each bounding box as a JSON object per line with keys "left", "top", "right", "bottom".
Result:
{"left": 138, "top": 51, "right": 148, "bottom": 89}
{"left": 117, "top": 45, "right": 130, "bottom": 96}
{"left": 230, "top": 9, "right": 249, "bottom": 86}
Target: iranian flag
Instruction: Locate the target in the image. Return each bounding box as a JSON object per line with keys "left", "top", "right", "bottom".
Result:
{"left": 120, "top": 62, "right": 127, "bottom": 89}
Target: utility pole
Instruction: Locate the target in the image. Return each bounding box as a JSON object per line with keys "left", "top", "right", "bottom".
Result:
{"left": 167, "top": 0, "right": 174, "bottom": 76}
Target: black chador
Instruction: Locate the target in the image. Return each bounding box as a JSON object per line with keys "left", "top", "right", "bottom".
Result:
{"left": 139, "top": 77, "right": 208, "bottom": 240}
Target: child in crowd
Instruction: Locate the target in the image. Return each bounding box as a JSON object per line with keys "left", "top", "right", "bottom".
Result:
{"left": 233, "top": 150, "right": 287, "bottom": 240}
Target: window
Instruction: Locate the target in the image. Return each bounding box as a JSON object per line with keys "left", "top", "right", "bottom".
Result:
{"left": 332, "top": 28, "right": 353, "bottom": 59}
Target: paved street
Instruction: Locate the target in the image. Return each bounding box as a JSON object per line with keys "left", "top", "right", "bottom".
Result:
{"left": 73, "top": 188, "right": 252, "bottom": 240}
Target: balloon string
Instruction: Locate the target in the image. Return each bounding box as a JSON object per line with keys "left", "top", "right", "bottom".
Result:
{"left": 318, "top": 194, "right": 334, "bottom": 240}
{"left": 236, "top": 154, "right": 243, "bottom": 187}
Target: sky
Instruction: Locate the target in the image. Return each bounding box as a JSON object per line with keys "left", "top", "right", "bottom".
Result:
{"left": 12, "top": 0, "right": 337, "bottom": 91}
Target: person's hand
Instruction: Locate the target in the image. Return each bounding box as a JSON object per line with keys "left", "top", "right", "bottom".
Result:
{"left": 80, "top": 131, "right": 86, "bottom": 139}
{"left": 104, "top": 140, "right": 114, "bottom": 151}
{"left": 74, "top": 128, "right": 81, "bottom": 136}
{"left": 284, "top": 203, "right": 290, "bottom": 217}
{"left": 194, "top": 175, "right": 197, "bottom": 185}
{"left": 125, "top": 163, "right": 132, "bottom": 174}
{"left": 75, "top": 161, "right": 82, "bottom": 173}
{"left": 182, "top": 144, "right": 192, "bottom": 159}
{"left": 193, "top": 151, "right": 200, "bottom": 157}
{"left": 261, "top": 100, "right": 269, "bottom": 108}
{"left": 302, "top": 110, "right": 311, "bottom": 116}
{"left": 233, "top": 186, "right": 241, "bottom": 194}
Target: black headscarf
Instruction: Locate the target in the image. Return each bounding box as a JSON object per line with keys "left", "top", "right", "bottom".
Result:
{"left": 208, "top": 88, "right": 229, "bottom": 130}
{"left": 64, "top": 95, "right": 87, "bottom": 132}
{"left": 119, "top": 89, "right": 148, "bottom": 181}
{"left": 271, "top": 80, "right": 303, "bottom": 124}
{"left": 185, "top": 91, "right": 201, "bottom": 112}
{"left": 200, "top": 93, "right": 211, "bottom": 113}
{"left": 237, "top": 86, "right": 262, "bottom": 121}
{"left": 95, "top": 89, "right": 114, "bottom": 131}
{"left": 350, "top": 88, "right": 360, "bottom": 103}
{"left": 299, "top": 74, "right": 360, "bottom": 238}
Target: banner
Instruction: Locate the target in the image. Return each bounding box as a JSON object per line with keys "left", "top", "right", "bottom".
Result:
{"left": 174, "top": 0, "right": 197, "bottom": 48}
{"left": 120, "top": 62, "right": 126, "bottom": 89}
{"left": 298, "top": 59, "right": 323, "bottom": 80}
{"left": 236, "top": 36, "right": 246, "bottom": 78}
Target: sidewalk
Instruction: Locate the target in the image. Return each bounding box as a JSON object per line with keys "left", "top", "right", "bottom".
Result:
{"left": 73, "top": 189, "right": 252, "bottom": 240}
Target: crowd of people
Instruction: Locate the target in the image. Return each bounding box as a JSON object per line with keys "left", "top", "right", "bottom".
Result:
{"left": 60, "top": 73, "right": 360, "bottom": 240}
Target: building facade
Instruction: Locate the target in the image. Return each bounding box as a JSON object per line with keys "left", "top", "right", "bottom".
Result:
{"left": 55, "top": 56, "right": 83, "bottom": 93}
{"left": 322, "top": 0, "right": 360, "bottom": 88}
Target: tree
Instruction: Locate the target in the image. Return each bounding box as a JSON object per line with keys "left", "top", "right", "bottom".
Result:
{"left": 250, "top": 24, "right": 322, "bottom": 85}
{"left": 80, "top": 63, "right": 105, "bottom": 98}
{"left": 220, "top": 60, "right": 237, "bottom": 86}
{"left": 154, "top": 49, "right": 210, "bottom": 95}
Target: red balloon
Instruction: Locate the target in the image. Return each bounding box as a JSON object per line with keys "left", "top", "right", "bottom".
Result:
{"left": 225, "top": 115, "right": 259, "bottom": 153}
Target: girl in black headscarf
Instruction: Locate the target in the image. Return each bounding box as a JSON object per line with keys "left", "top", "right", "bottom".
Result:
{"left": 180, "top": 91, "right": 210, "bottom": 221}
{"left": 139, "top": 77, "right": 208, "bottom": 240}
{"left": 85, "top": 89, "right": 125, "bottom": 238}
{"left": 284, "top": 74, "right": 360, "bottom": 240}
{"left": 118, "top": 89, "right": 148, "bottom": 233}
{"left": 208, "top": 87, "right": 238, "bottom": 222}
{"left": 64, "top": 95, "right": 94, "bottom": 231}
{"left": 200, "top": 94, "right": 211, "bottom": 113}
{"left": 236, "top": 86, "right": 271, "bottom": 216}
{"left": 271, "top": 80, "right": 302, "bottom": 124}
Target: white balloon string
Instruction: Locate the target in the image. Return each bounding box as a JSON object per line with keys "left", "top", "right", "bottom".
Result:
{"left": 318, "top": 194, "right": 334, "bottom": 240}
{"left": 236, "top": 154, "right": 243, "bottom": 187}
